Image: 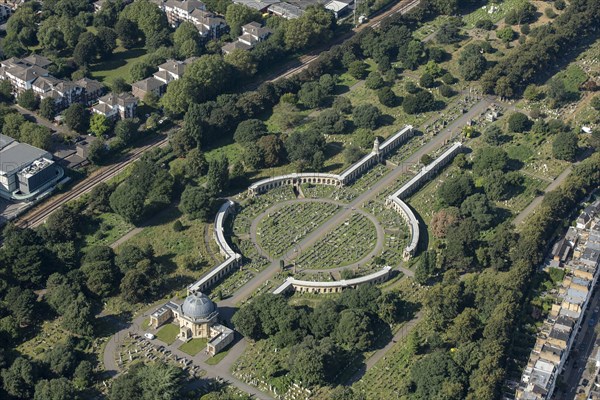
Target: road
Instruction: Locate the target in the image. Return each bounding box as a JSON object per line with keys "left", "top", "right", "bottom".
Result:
{"left": 562, "top": 285, "right": 600, "bottom": 399}
{"left": 222, "top": 95, "right": 494, "bottom": 309}
{"left": 513, "top": 166, "right": 573, "bottom": 226}
{"left": 13, "top": 104, "right": 75, "bottom": 137}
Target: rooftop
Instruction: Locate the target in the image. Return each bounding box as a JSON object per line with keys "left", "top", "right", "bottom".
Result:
{"left": 0, "top": 138, "right": 51, "bottom": 176}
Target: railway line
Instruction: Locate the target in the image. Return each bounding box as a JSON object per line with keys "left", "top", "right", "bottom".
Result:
{"left": 16, "top": 135, "right": 169, "bottom": 229}
{"left": 14, "top": 0, "right": 420, "bottom": 229}
{"left": 269, "top": 0, "right": 421, "bottom": 83}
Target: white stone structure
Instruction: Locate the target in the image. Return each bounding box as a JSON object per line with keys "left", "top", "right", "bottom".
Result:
{"left": 386, "top": 142, "right": 463, "bottom": 259}
{"left": 187, "top": 200, "right": 242, "bottom": 293}
{"left": 248, "top": 125, "right": 414, "bottom": 196}
{"left": 272, "top": 266, "right": 392, "bottom": 295}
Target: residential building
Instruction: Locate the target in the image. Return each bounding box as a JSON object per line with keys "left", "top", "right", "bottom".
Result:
{"left": 221, "top": 22, "right": 272, "bottom": 54}
{"left": 516, "top": 202, "right": 600, "bottom": 399}
{"left": 75, "top": 78, "right": 106, "bottom": 106}
{"left": 324, "top": 0, "right": 351, "bottom": 18}
{"left": 163, "top": 0, "right": 206, "bottom": 26}
{"left": 92, "top": 92, "right": 138, "bottom": 119}
{"left": 0, "top": 134, "right": 63, "bottom": 201}
{"left": 267, "top": 2, "right": 304, "bottom": 19}
{"left": 189, "top": 9, "right": 227, "bottom": 39}
{"left": 232, "top": 0, "right": 280, "bottom": 12}
{"left": 131, "top": 77, "right": 165, "bottom": 100}
{"left": 0, "top": 57, "right": 50, "bottom": 93}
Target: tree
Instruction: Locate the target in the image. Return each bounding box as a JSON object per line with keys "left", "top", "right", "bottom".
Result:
{"left": 207, "top": 156, "right": 229, "bottom": 195}
{"left": 109, "top": 362, "right": 184, "bottom": 400}
{"left": 110, "top": 184, "right": 146, "bottom": 224}
{"left": 120, "top": 260, "right": 161, "bottom": 304}
{"left": 186, "top": 148, "right": 208, "bottom": 177}
{"left": 17, "top": 89, "right": 39, "bottom": 110}
{"left": 332, "top": 96, "right": 352, "bottom": 114}
{"left": 348, "top": 61, "right": 368, "bottom": 80}
{"left": 257, "top": 134, "right": 285, "bottom": 167}
{"left": 18, "top": 122, "right": 52, "bottom": 150}
{"left": 460, "top": 193, "right": 495, "bottom": 230}
{"left": 39, "top": 97, "right": 56, "bottom": 120}
{"left": 4, "top": 287, "right": 36, "bottom": 326}
{"left": 173, "top": 21, "right": 201, "bottom": 51}
{"left": 1, "top": 225, "right": 51, "bottom": 286}
{"left": 73, "top": 360, "right": 94, "bottom": 390}
{"left": 483, "top": 125, "right": 504, "bottom": 145}
{"left": 283, "top": 5, "right": 335, "bottom": 51}
{"left": 475, "top": 19, "right": 494, "bottom": 30}
{"left": 285, "top": 130, "right": 326, "bottom": 170}
{"left": 353, "top": 104, "right": 381, "bottom": 130}
{"left": 89, "top": 113, "right": 111, "bottom": 137}
{"left": 435, "top": 19, "right": 461, "bottom": 44}
{"left": 184, "top": 54, "right": 231, "bottom": 103}
{"left": 430, "top": 207, "right": 459, "bottom": 239}
{"left": 115, "top": 18, "right": 141, "bottom": 49}
{"left": 333, "top": 309, "right": 374, "bottom": 351}
{"left": 314, "top": 109, "right": 347, "bottom": 135}
{"left": 64, "top": 103, "right": 89, "bottom": 133}
{"left": 225, "top": 3, "right": 261, "bottom": 37}
{"left": 73, "top": 32, "right": 99, "bottom": 66}
{"left": 419, "top": 73, "right": 435, "bottom": 88}
{"left": 114, "top": 119, "right": 138, "bottom": 145}
{"left": 377, "top": 87, "right": 397, "bottom": 107}
{"left": 288, "top": 336, "right": 328, "bottom": 386}
{"left": 112, "top": 77, "right": 131, "bottom": 94}
{"left": 552, "top": 131, "right": 578, "bottom": 161}
{"left": 365, "top": 71, "right": 384, "bottom": 90}
{"left": 2, "top": 357, "right": 36, "bottom": 398}
{"left": 472, "top": 147, "right": 509, "bottom": 178}
{"left": 96, "top": 27, "right": 117, "bottom": 58}
{"left": 438, "top": 174, "right": 475, "bottom": 207}
{"left": 224, "top": 49, "right": 257, "bottom": 77}
{"left": 81, "top": 259, "right": 120, "bottom": 298}
{"left": 403, "top": 91, "right": 435, "bottom": 114}
{"left": 507, "top": 112, "right": 532, "bottom": 132}
{"left": 415, "top": 250, "right": 437, "bottom": 284}
{"left": 234, "top": 119, "right": 268, "bottom": 144}
{"left": 34, "top": 378, "right": 75, "bottom": 400}
{"left": 44, "top": 206, "right": 80, "bottom": 242}
{"left": 179, "top": 186, "right": 215, "bottom": 220}
{"left": 497, "top": 27, "right": 516, "bottom": 44}
{"left": 298, "top": 81, "right": 328, "bottom": 109}
{"left": 458, "top": 44, "right": 487, "bottom": 81}
{"left": 44, "top": 341, "right": 78, "bottom": 376}
{"left": 410, "top": 350, "right": 466, "bottom": 399}
{"left": 61, "top": 293, "right": 94, "bottom": 336}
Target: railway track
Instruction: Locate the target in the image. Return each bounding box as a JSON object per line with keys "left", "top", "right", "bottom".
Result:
{"left": 14, "top": 0, "right": 421, "bottom": 230}
{"left": 268, "top": 0, "right": 421, "bottom": 82}
{"left": 16, "top": 135, "right": 169, "bottom": 229}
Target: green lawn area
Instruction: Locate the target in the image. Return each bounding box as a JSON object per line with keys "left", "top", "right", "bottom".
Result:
{"left": 141, "top": 318, "right": 150, "bottom": 330}
{"left": 206, "top": 349, "right": 229, "bottom": 365}
{"left": 179, "top": 338, "right": 207, "bottom": 356}
{"left": 90, "top": 47, "right": 147, "bottom": 85}
{"left": 123, "top": 206, "right": 219, "bottom": 273}
{"left": 461, "top": 0, "right": 529, "bottom": 28}
{"left": 83, "top": 212, "right": 133, "bottom": 248}
{"left": 156, "top": 324, "right": 180, "bottom": 345}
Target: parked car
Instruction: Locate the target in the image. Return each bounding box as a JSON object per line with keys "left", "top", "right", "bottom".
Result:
{"left": 144, "top": 333, "right": 156, "bottom": 340}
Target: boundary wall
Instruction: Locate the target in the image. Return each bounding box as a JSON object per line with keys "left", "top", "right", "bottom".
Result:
{"left": 187, "top": 200, "right": 242, "bottom": 294}
{"left": 386, "top": 142, "right": 463, "bottom": 259}
{"left": 272, "top": 266, "right": 392, "bottom": 295}
{"left": 247, "top": 125, "right": 414, "bottom": 196}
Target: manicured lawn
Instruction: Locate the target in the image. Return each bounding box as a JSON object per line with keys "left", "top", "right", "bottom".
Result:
{"left": 205, "top": 349, "right": 229, "bottom": 365}
{"left": 90, "top": 47, "right": 147, "bottom": 84}
{"left": 179, "top": 338, "right": 207, "bottom": 356}
{"left": 141, "top": 318, "right": 150, "bottom": 330}
{"left": 156, "top": 324, "right": 180, "bottom": 345}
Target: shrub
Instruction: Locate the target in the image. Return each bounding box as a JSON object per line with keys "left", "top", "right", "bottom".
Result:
{"left": 508, "top": 112, "right": 532, "bottom": 132}
{"left": 365, "top": 71, "right": 384, "bottom": 90}
{"left": 377, "top": 87, "right": 397, "bottom": 107}
{"left": 172, "top": 220, "right": 184, "bottom": 232}
{"left": 419, "top": 73, "right": 435, "bottom": 88}
{"left": 439, "top": 85, "right": 454, "bottom": 98}
{"left": 545, "top": 7, "right": 557, "bottom": 18}
{"left": 475, "top": 19, "right": 494, "bottom": 30}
